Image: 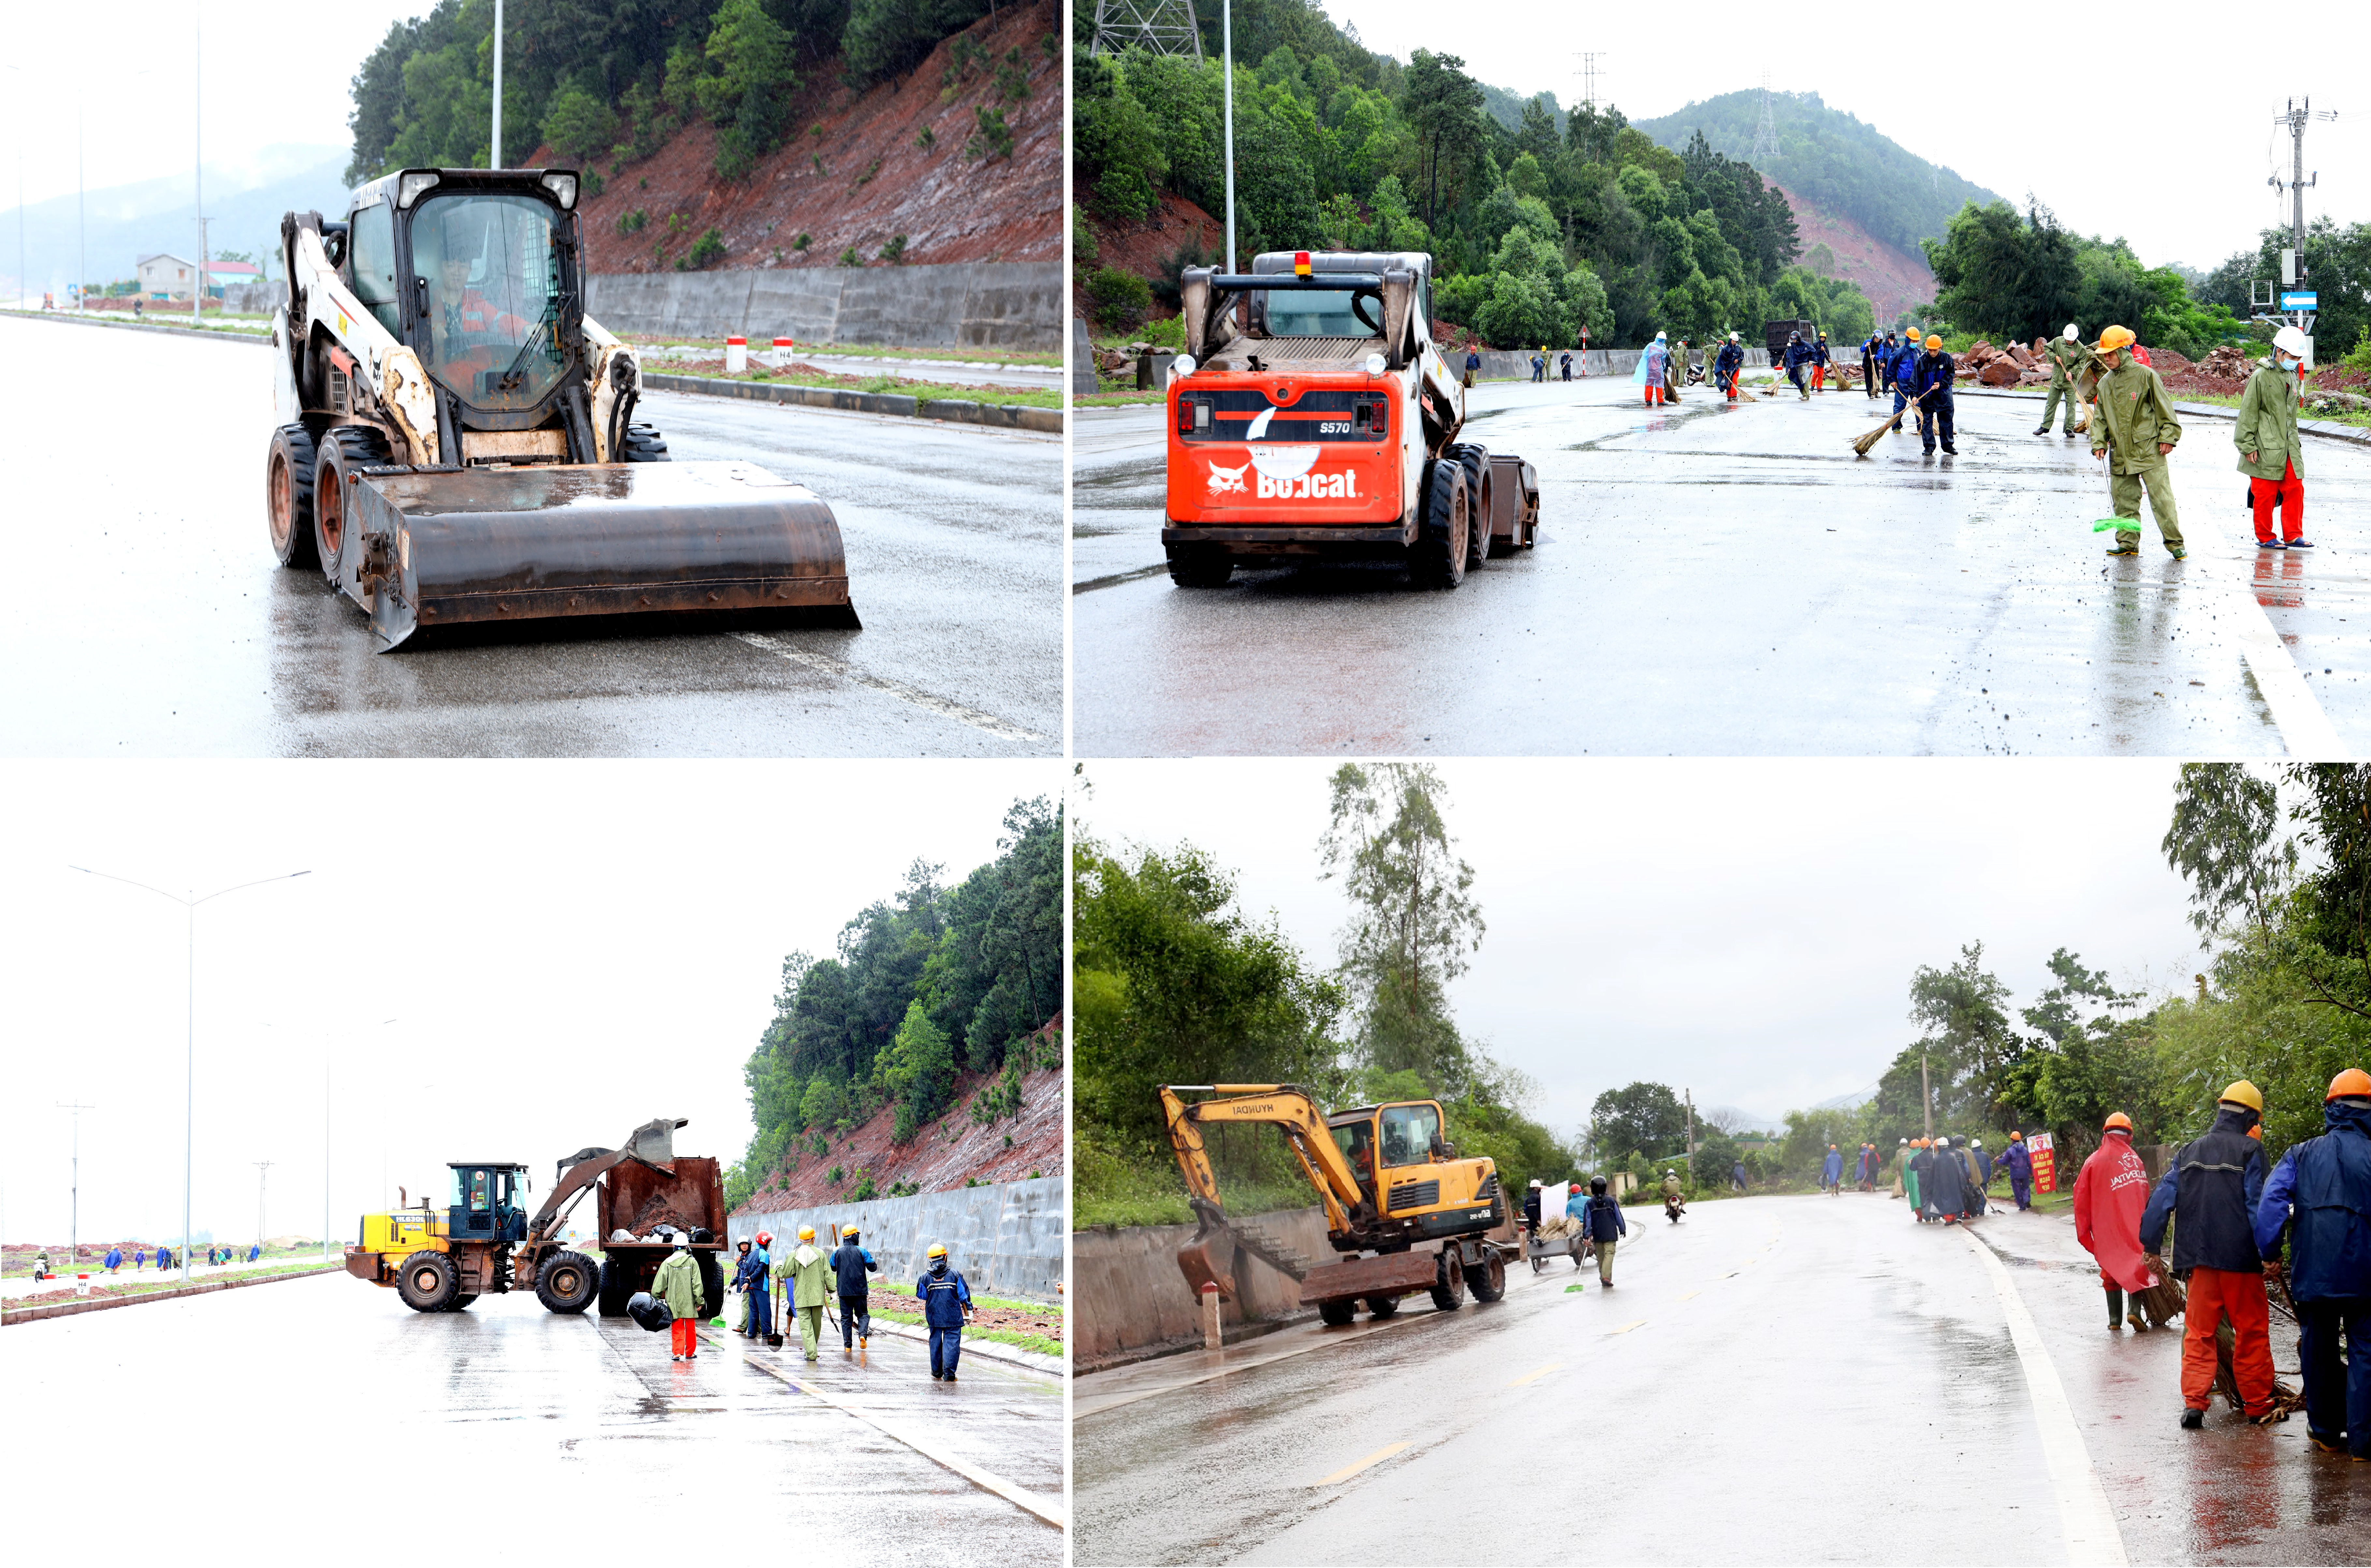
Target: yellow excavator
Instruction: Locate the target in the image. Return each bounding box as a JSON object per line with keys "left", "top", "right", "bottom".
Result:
{"left": 1158, "top": 1083, "right": 1514, "bottom": 1324}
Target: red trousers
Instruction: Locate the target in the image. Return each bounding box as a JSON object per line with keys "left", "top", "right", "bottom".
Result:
{"left": 1812, "top": 364, "right": 1826, "bottom": 390}
{"left": 671, "top": 1316, "right": 698, "bottom": 1358}
{"left": 1644, "top": 384, "right": 1663, "bottom": 407}
{"left": 2181, "top": 1266, "right": 2272, "bottom": 1414}
{"left": 2250, "top": 459, "right": 2302, "bottom": 544}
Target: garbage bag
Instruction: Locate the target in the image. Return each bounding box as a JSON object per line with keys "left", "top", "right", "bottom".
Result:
{"left": 627, "top": 1291, "right": 673, "bottom": 1333}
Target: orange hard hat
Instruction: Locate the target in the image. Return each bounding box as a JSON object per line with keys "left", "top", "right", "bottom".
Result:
{"left": 2096, "top": 325, "right": 2136, "bottom": 354}
{"left": 2009, "top": 1130, "right": 2024, "bottom": 1140}
{"left": 2104, "top": 1112, "right": 2133, "bottom": 1133}
{"left": 2328, "top": 1067, "right": 2371, "bottom": 1100}
{"left": 1923, "top": 334, "right": 1942, "bottom": 350}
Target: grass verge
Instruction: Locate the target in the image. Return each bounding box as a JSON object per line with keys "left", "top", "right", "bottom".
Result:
{"left": 631, "top": 337, "right": 1059, "bottom": 369}
{"left": 869, "top": 1306, "right": 1062, "bottom": 1358}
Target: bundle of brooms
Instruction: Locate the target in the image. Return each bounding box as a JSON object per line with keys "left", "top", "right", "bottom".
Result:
{"left": 2133, "top": 1253, "right": 2185, "bottom": 1329}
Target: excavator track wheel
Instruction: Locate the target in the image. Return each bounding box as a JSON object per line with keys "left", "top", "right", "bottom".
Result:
{"left": 395, "top": 1250, "right": 460, "bottom": 1313}
{"left": 265, "top": 424, "right": 320, "bottom": 569}
{"left": 536, "top": 1250, "right": 600, "bottom": 1315}
{"left": 1410, "top": 460, "right": 1467, "bottom": 589}
{"left": 1428, "top": 1252, "right": 1466, "bottom": 1312}
{"left": 311, "top": 425, "right": 393, "bottom": 589}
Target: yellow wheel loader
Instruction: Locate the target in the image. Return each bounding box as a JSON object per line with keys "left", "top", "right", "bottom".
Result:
{"left": 1158, "top": 1084, "right": 1515, "bottom": 1325}
{"left": 265, "top": 167, "right": 856, "bottom": 649}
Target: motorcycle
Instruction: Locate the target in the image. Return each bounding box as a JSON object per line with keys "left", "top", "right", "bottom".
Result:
{"left": 1664, "top": 1196, "right": 1687, "bottom": 1224}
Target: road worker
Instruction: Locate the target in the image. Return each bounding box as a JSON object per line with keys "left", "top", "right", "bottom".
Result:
{"left": 2036, "top": 323, "right": 2085, "bottom": 436}
{"left": 653, "top": 1233, "right": 705, "bottom": 1362}
{"left": 1811, "top": 329, "right": 1830, "bottom": 392}
{"left": 1579, "top": 1176, "right": 1626, "bottom": 1287}
{"left": 918, "top": 1244, "right": 975, "bottom": 1381}
{"left": 1665, "top": 338, "right": 1686, "bottom": 403}
{"left": 2074, "top": 1114, "right": 2157, "bottom": 1331}
{"left": 787, "top": 1225, "right": 830, "bottom": 1361}
{"left": 2236, "top": 324, "right": 2314, "bottom": 551}
{"left": 1912, "top": 335, "right": 1957, "bottom": 455}
{"left": 2143, "top": 1082, "right": 2279, "bottom": 1428}
{"left": 1783, "top": 330, "right": 1813, "bottom": 399}
{"left": 1715, "top": 332, "right": 1743, "bottom": 400}
{"left": 1821, "top": 1144, "right": 1844, "bottom": 1195}
{"left": 2088, "top": 324, "right": 2185, "bottom": 560}
{"left": 2255, "top": 1068, "right": 2371, "bottom": 1458}
{"left": 1999, "top": 1131, "right": 2035, "bottom": 1210}
{"left": 831, "top": 1224, "right": 880, "bottom": 1350}
{"left": 1638, "top": 331, "right": 1669, "bottom": 407}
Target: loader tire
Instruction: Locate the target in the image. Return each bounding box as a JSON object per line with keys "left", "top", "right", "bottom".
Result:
{"left": 266, "top": 424, "right": 320, "bottom": 569}
{"left": 1408, "top": 460, "right": 1467, "bottom": 588}
{"left": 696, "top": 1253, "right": 726, "bottom": 1321}
{"left": 1428, "top": 1251, "right": 1466, "bottom": 1312}
{"left": 395, "top": 1250, "right": 460, "bottom": 1313}
{"left": 312, "top": 425, "right": 392, "bottom": 588}
{"left": 597, "top": 1259, "right": 634, "bottom": 1317}
{"left": 1165, "top": 544, "right": 1234, "bottom": 588}
{"left": 1444, "top": 442, "right": 1492, "bottom": 569}
{"left": 1363, "top": 1295, "right": 1401, "bottom": 1319}
{"left": 1316, "top": 1298, "right": 1357, "bottom": 1327}
{"left": 536, "top": 1251, "right": 600, "bottom": 1315}
{"left": 446, "top": 1294, "right": 479, "bottom": 1312}
{"left": 621, "top": 423, "right": 671, "bottom": 462}
{"left": 1468, "top": 1251, "right": 1508, "bottom": 1303}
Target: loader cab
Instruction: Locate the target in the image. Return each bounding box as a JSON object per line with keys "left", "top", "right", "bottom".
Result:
{"left": 349, "top": 168, "right": 586, "bottom": 426}
{"left": 447, "top": 1161, "right": 531, "bottom": 1244}
{"left": 1247, "top": 251, "right": 1432, "bottom": 338}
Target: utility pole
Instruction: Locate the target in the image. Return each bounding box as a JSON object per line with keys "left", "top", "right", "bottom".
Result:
{"left": 2258, "top": 96, "right": 2335, "bottom": 364}
{"left": 56, "top": 1100, "right": 96, "bottom": 1268}
{"left": 193, "top": 4, "right": 203, "bottom": 326}
{"left": 490, "top": 0, "right": 505, "bottom": 168}
{"left": 1221, "top": 0, "right": 1235, "bottom": 272}
{"left": 254, "top": 1161, "right": 273, "bottom": 1255}
{"left": 1684, "top": 1088, "right": 1695, "bottom": 1160}
{"left": 1921, "top": 1050, "right": 1933, "bottom": 1143}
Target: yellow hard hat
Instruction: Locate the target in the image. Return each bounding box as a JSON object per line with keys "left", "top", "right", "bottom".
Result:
{"left": 2328, "top": 1067, "right": 2371, "bottom": 1101}
{"left": 1923, "top": 334, "right": 1942, "bottom": 350}
{"left": 798, "top": 1225, "right": 816, "bottom": 1241}
{"left": 843, "top": 1224, "right": 861, "bottom": 1237}
{"left": 2096, "top": 324, "right": 2136, "bottom": 355}
{"left": 926, "top": 1244, "right": 947, "bottom": 1259}
{"left": 2220, "top": 1079, "right": 2264, "bottom": 1113}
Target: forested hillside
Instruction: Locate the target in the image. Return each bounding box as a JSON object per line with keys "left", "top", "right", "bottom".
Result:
{"left": 1075, "top": 0, "right": 1879, "bottom": 349}
{"left": 1631, "top": 91, "right": 2001, "bottom": 258}
{"left": 726, "top": 798, "right": 1060, "bottom": 1210}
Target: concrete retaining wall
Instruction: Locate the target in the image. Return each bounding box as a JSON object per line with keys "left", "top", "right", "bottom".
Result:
{"left": 586, "top": 263, "right": 1064, "bottom": 350}
{"left": 729, "top": 1175, "right": 1065, "bottom": 1300}
{"left": 1467, "top": 345, "right": 1771, "bottom": 380}
{"left": 1074, "top": 1206, "right": 1337, "bottom": 1370}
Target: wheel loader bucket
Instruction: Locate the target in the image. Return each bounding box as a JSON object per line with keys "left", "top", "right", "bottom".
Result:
{"left": 344, "top": 461, "right": 856, "bottom": 650}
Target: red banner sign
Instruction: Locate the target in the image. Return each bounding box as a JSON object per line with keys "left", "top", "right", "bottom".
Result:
{"left": 2028, "top": 1131, "right": 2058, "bottom": 1194}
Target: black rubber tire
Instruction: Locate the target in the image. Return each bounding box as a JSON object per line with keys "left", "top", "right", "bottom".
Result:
{"left": 446, "top": 1293, "right": 479, "bottom": 1312}
{"left": 597, "top": 1258, "right": 633, "bottom": 1317}
{"left": 696, "top": 1252, "right": 725, "bottom": 1320}
{"left": 1364, "top": 1294, "right": 1401, "bottom": 1319}
{"left": 1409, "top": 460, "right": 1467, "bottom": 588}
{"left": 536, "top": 1250, "right": 600, "bottom": 1314}
{"left": 312, "top": 424, "right": 392, "bottom": 589}
{"left": 394, "top": 1250, "right": 459, "bottom": 1313}
{"left": 1469, "top": 1251, "right": 1508, "bottom": 1303}
{"left": 1166, "top": 543, "right": 1234, "bottom": 588}
{"left": 1317, "top": 1298, "right": 1357, "bottom": 1327}
{"left": 265, "top": 424, "right": 320, "bottom": 569}
{"left": 1428, "top": 1251, "right": 1466, "bottom": 1312}
{"left": 1444, "top": 442, "right": 1492, "bottom": 568}
{"left": 621, "top": 423, "right": 671, "bottom": 461}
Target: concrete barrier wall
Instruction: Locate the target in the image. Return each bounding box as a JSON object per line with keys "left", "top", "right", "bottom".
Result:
{"left": 586, "top": 263, "right": 1064, "bottom": 350}
{"left": 1074, "top": 1206, "right": 1337, "bottom": 1370}
{"left": 1467, "top": 345, "right": 1771, "bottom": 380}
{"left": 729, "top": 1175, "right": 1065, "bottom": 1301}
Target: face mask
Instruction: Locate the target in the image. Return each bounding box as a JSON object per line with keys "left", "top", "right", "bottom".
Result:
{"left": 931, "top": 1259, "right": 948, "bottom": 1273}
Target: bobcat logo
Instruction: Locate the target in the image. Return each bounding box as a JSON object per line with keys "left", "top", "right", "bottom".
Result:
{"left": 1206, "top": 460, "right": 1250, "bottom": 494}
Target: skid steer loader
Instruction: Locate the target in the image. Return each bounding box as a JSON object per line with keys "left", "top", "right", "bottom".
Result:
{"left": 264, "top": 167, "right": 856, "bottom": 649}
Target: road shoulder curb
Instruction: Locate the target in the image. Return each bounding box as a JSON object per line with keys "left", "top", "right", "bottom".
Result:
{"left": 3, "top": 1263, "right": 344, "bottom": 1324}
{"left": 642, "top": 370, "right": 1061, "bottom": 433}
{"left": 0, "top": 306, "right": 269, "bottom": 347}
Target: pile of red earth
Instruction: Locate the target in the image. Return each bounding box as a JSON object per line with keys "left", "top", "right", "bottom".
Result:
{"left": 1953, "top": 339, "right": 2056, "bottom": 388}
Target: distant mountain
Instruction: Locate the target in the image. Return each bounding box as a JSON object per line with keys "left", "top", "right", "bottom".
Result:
{"left": 1480, "top": 81, "right": 1561, "bottom": 137}
{"left": 1811, "top": 1086, "right": 1876, "bottom": 1112}
{"left": 0, "top": 145, "right": 350, "bottom": 294}
{"left": 1631, "top": 91, "right": 2002, "bottom": 257}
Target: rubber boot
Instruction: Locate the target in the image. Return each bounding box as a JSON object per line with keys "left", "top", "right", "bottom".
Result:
{"left": 2106, "top": 1286, "right": 2125, "bottom": 1330}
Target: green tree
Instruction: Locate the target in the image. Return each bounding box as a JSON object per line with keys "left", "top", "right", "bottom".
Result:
{"left": 1399, "top": 49, "right": 1487, "bottom": 229}
{"left": 879, "top": 1000, "right": 956, "bottom": 1141}
{"left": 539, "top": 85, "right": 618, "bottom": 164}
{"left": 1592, "top": 1082, "right": 1687, "bottom": 1162}
{"left": 1907, "top": 942, "right": 2018, "bottom": 1127}
{"left": 842, "top": 0, "right": 992, "bottom": 89}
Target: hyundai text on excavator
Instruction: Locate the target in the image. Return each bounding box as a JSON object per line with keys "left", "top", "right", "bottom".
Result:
{"left": 345, "top": 1115, "right": 726, "bottom": 1317}
{"left": 1158, "top": 1084, "right": 1516, "bottom": 1324}
{"left": 265, "top": 167, "right": 855, "bottom": 649}
{"left": 1160, "top": 250, "right": 1539, "bottom": 589}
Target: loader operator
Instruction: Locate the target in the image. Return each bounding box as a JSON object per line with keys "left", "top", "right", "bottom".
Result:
{"left": 412, "top": 217, "right": 531, "bottom": 391}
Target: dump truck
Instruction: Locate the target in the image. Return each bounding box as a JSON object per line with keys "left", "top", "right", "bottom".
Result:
{"left": 265, "top": 167, "right": 855, "bottom": 649}
{"left": 345, "top": 1115, "right": 724, "bottom": 1316}
{"left": 1161, "top": 249, "right": 1539, "bottom": 589}
{"left": 1158, "top": 1084, "right": 1515, "bottom": 1324}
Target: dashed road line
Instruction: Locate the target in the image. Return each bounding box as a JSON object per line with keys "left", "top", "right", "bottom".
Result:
{"left": 1609, "top": 1319, "right": 1647, "bottom": 1335}
{"left": 731, "top": 631, "right": 1047, "bottom": 743}
{"left": 1506, "top": 1363, "right": 1562, "bottom": 1388}
{"left": 1314, "top": 1441, "right": 1411, "bottom": 1486}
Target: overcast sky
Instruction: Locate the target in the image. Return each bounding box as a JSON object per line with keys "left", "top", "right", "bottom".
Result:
{"left": 0, "top": 0, "right": 424, "bottom": 208}
{"left": 1080, "top": 759, "right": 2207, "bottom": 1140}
{"left": 2, "top": 760, "right": 1058, "bottom": 1247}
{"left": 1325, "top": 0, "right": 2368, "bottom": 271}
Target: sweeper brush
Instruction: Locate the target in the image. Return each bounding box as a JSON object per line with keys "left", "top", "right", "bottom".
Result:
{"left": 265, "top": 167, "right": 856, "bottom": 650}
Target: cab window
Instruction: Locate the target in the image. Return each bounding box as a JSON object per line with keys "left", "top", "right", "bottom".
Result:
{"left": 468, "top": 1169, "right": 491, "bottom": 1210}
{"left": 1331, "top": 1120, "right": 1376, "bottom": 1192}
{"left": 347, "top": 198, "right": 399, "bottom": 334}
{"left": 1378, "top": 1104, "right": 1440, "bottom": 1168}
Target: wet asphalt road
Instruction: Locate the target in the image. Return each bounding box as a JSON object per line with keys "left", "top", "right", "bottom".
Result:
{"left": 1072, "top": 377, "right": 2371, "bottom": 756}
{"left": 1073, "top": 1193, "right": 2371, "bottom": 1565}
{"left": 6, "top": 1271, "right": 1064, "bottom": 1559}
{"left": 0, "top": 315, "right": 1060, "bottom": 756}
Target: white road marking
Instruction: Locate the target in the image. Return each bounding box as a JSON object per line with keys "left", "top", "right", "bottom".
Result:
{"left": 730, "top": 631, "right": 1046, "bottom": 743}
{"left": 1314, "top": 1441, "right": 1410, "bottom": 1485}
{"left": 2223, "top": 587, "right": 2345, "bottom": 757}
{"left": 1963, "top": 1229, "right": 2127, "bottom": 1565}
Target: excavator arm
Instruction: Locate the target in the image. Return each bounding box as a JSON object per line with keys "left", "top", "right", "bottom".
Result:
{"left": 1158, "top": 1085, "right": 1371, "bottom": 1235}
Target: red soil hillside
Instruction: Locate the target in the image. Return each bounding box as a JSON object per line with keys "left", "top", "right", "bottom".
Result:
{"left": 542, "top": 0, "right": 1060, "bottom": 275}
{"left": 1772, "top": 182, "right": 1933, "bottom": 324}
{"left": 734, "top": 1057, "right": 1063, "bottom": 1215}
{"left": 1077, "top": 189, "right": 1223, "bottom": 321}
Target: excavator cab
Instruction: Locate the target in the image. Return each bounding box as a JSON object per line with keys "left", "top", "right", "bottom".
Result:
{"left": 447, "top": 1161, "right": 530, "bottom": 1244}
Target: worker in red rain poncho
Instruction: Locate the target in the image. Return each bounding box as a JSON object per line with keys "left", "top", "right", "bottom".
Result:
{"left": 2074, "top": 1112, "right": 2162, "bottom": 1333}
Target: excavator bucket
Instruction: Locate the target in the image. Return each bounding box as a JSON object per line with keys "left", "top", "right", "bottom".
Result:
{"left": 344, "top": 461, "right": 857, "bottom": 650}
{"left": 1176, "top": 1209, "right": 1239, "bottom": 1302}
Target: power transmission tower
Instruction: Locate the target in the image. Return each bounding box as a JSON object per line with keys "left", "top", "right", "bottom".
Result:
{"left": 1091, "top": 0, "right": 1201, "bottom": 58}
{"left": 1577, "top": 52, "right": 1602, "bottom": 112}
{"left": 1749, "top": 74, "right": 1781, "bottom": 162}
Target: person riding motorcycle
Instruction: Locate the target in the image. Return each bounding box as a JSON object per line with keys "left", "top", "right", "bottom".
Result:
{"left": 1662, "top": 1168, "right": 1686, "bottom": 1222}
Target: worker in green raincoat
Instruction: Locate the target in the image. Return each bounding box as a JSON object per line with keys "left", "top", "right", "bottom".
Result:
{"left": 787, "top": 1225, "right": 831, "bottom": 1361}
{"left": 1664, "top": 338, "right": 1685, "bottom": 403}
{"left": 2235, "top": 324, "right": 2313, "bottom": 550}
{"left": 1901, "top": 1138, "right": 1923, "bottom": 1216}
{"left": 653, "top": 1234, "right": 706, "bottom": 1361}
{"left": 2087, "top": 325, "right": 2185, "bottom": 559}
{"left": 2036, "top": 324, "right": 2085, "bottom": 436}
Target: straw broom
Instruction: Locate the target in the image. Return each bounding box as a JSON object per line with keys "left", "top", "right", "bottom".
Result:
{"left": 1850, "top": 411, "right": 1899, "bottom": 458}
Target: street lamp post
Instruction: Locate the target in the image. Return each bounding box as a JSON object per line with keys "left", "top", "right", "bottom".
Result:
{"left": 491, "top": 0, "right": 505, "bottom": 168}
{"left": 55, "top": 1100, "right": 96, "bottom": 1269}
{"left": 71, "top": 866, "right": 310, "bottom": 1284}
{"left": 1221, "top": 0, "right": 1235, "bottom": 271}
{"left": 254, "top": 1161, "right": 272, "bottom": 1258}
